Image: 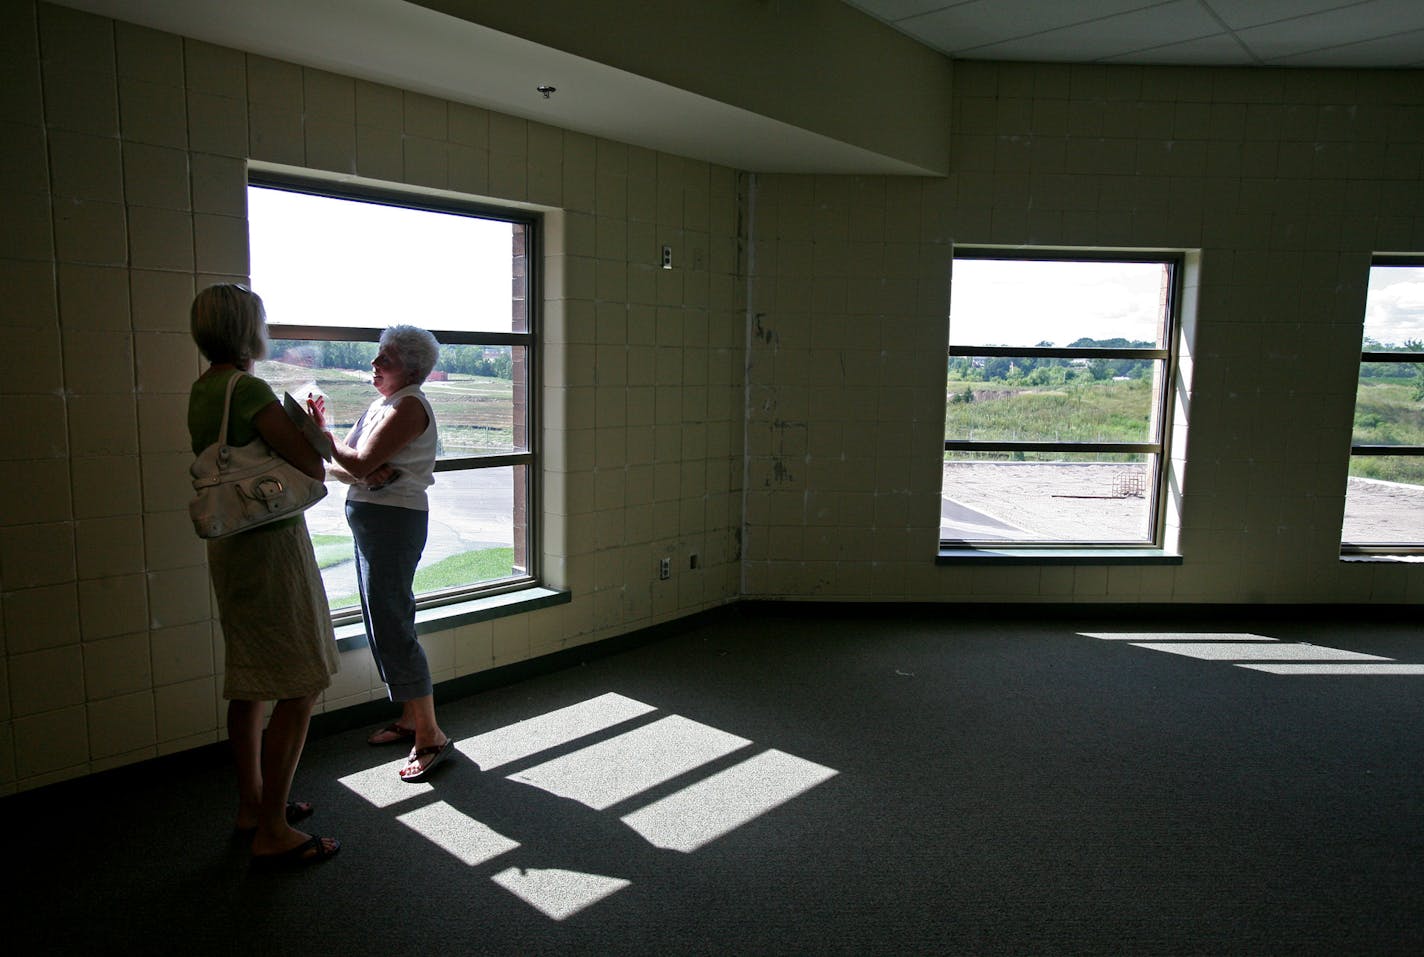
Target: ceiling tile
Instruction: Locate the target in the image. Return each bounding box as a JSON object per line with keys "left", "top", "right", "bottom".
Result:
{"left": 842, "top": 0, "right": 962, "bottom": 21}
{"left": 1264, "top": 27, "right": 1424, "bottom": 66}
{"left": 1235, "top": 0, "right": 1424, "bottom": 59}
{"left": 1101, "top": 32, "right": 1257, "bottom": 66}
{"left": 1201, "top": 0, "right": 1361, "bottom": 31}
{"left": 962, "top": 0, "right": 1225, "bottom": 61}
{"left": 903, "top": 0, "right": 1160, "bottom": 55}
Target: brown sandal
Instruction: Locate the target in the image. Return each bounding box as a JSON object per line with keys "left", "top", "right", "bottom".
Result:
{"left": 251, "top": 834, "right": 341, "bottom": 869}
{"left": 367, "top": 723, "right": 416, "bottom": 746}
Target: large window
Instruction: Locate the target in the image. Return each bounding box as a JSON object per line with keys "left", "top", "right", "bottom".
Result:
{"left": 248, "top": 175, "right": 536, "bottom": 619}
{"left": 1343, "top": 256, "right": 1424, "bottom": 554}
{"left": 942, "top": 250, "right": 1180, "bottom": 548}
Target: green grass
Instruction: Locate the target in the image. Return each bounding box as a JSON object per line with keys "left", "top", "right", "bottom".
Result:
{"left": 311, "top": 533, "right": 353, "bottom": 570}
{"left": 439, "top": 424, "right": 516, "bottom": 455}
{"left": 1351, "top": 378, "right": 1424, "bottom": 484}
{"left": 326, "top": 546, "right": 516, "bottom": 612}
{"left": 946, "top": 377, "right": 1152, "bottom": 447}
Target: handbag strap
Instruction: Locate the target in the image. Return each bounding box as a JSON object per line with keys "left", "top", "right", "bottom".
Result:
{"left": 217, "top": 369, "right": 245, "bottom": 449}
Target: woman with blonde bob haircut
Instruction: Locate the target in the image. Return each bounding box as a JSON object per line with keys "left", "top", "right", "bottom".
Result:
{"left": 188, "top": 283, "right": 341, "bottom": 867}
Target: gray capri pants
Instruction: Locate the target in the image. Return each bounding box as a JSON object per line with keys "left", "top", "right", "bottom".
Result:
{"left": 347, "top": 500, "right": 431, "bottom": 701}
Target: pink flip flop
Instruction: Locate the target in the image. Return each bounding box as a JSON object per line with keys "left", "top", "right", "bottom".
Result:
{"left": 399, "top": 738, "right": 455, "bottom": 783}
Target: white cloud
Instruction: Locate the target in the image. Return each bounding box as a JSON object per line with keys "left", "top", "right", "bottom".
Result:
{"left": 949, "top": 258, "right": 1168, "bottom": 347}
{"left": 1364, "top": 267, "right": 1424, "bottom": 346}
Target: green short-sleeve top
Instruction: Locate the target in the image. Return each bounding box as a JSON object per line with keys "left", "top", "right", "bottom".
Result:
{"left": 188, "top": 369, "right": 280, "bottom": 455}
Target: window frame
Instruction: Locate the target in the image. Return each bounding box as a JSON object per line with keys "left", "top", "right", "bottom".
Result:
{"left": 942, "top": 246, "right": 1183, "bottom": 551}
{"left": 248, "top": 169, "right": 541, "bottom": 619}
{"left": 1342, "top": 253, "right": 1424, "bottom": 557}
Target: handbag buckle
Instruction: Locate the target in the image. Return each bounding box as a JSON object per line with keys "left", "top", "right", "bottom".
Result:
{"left": 254, "top": 476, "right": 286, "bottom": 501}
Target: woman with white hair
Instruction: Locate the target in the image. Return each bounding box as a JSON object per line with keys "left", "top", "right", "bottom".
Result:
{"left": 315, "top": 324, "right": 454, "bottom": 782}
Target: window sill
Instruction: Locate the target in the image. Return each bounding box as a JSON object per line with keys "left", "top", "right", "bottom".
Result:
{"left": 334, "top": 586, "right": 571, "bottom": 651}
{"left": 937, "top": 547, "right": 1183, "bottom": 565}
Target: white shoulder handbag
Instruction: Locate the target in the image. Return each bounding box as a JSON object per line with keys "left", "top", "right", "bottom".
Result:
{"left": 188, "top": 371, "right": 328, "bottom": 539}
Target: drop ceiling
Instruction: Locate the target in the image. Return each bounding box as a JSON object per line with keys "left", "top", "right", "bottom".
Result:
{"left": 844, "top": 0, "right": 1424, "bottom": 68}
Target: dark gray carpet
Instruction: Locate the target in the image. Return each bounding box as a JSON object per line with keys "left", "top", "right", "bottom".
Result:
{"left": 9, "top": 606, "right": 1423, "bottom": 955}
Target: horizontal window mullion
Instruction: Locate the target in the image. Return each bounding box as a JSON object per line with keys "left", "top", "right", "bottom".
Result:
{"left": 270, "top": 325, "right": 531, "bottom": 347}
{"left": 1350, "top": 445, "right": 1424, "bottom": 456}
{"left": 269, "top": 325, "right": 383, "bottom": 341}
{"left": 944, "top": 440, "right": 1160, "bottom": 455}
{"left": 434, "top": 453, "right": 533, "bottom": 471}
{"left": 952, "top": 247, "right": 1179, "bottom": 267}
{"left": 1342, "top": 544, "right": 1424, "bottom": 556}
{"left": 1359, "top": 351, "right": 1424, "bottom": 363}
{"left": 1370, "top": 254, "right": 1424, "bottom": 269}
{"left": 939, "top": 544, "right": 1171, "bottom": 555}
{"left": 949, "top": 345, "right": 1168, "bottom": 360}
{"left": 430, "top": 331, "right": 532, "bottom": 347}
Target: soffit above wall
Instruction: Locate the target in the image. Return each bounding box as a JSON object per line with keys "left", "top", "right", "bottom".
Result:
{"left": 53, "top": 0, "right": 945, "bottom": 175}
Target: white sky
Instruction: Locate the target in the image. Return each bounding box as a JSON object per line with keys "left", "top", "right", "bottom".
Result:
{"left": 949, "top": 259, "right": 1168, "bottom": 347}
{"left": 1364, "top": 265, "right": 1424, "bottom": 346}
{"left": 949, "top": 259, "right": 1424, "bottom": 350}
{"left": 247, "top": 186, "right": 515, "bottom": 333}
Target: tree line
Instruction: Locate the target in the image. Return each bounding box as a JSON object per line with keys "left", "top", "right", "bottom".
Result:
{"left": 1361, "top": 338, "right": 1424, "bottom": 401}
{"left": 273, "top": 339, "right": 514, "bottom": 380}
{"left": 948, "top": 337, "right": 1155, "bottom": 392}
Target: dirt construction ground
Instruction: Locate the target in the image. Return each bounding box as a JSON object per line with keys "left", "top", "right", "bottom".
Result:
{"left": 941, "top": 462, "right": 1424, "bottom": 544}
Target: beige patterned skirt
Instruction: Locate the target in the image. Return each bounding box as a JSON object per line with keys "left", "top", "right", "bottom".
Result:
{"left": 207, "top": 517, "right": 339, "bottom": 701}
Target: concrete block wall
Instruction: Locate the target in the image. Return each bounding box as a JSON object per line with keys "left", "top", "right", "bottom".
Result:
{"left": 0, "top": 1, "right": 744, "bottom": 794}
{"left": 743, "top": 61, "right": 1424, "bottom": 605}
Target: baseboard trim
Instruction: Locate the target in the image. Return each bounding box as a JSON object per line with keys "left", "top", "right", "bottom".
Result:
{"left": 735, "top": 598, "right": 1419, "bottom": 622}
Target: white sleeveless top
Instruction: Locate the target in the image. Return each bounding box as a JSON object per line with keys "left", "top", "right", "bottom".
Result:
{"left": 345, "top": 385, "right": 437, "bottom": 511}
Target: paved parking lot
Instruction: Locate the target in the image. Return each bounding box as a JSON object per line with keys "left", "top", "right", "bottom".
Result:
{"left": 941, "top": 462, "right": 1424, "bottom": 544}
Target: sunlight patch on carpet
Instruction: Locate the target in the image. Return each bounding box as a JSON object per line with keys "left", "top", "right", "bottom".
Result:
{"left": 396, "top": 801, "right": 520, "bottom": 866}
{"left": 455, "top": 692, "right": 657, "bottom": 772}
{"left": 1080, "top": 631, "right": 1422, "bottom": 675}
{"left": 621, "top": 749, "right": 838, "bottom": 853}
{"left": 491, "top": 867, "right": 630, "bottom": 921}
{"left": 1238, "top": 663, "right": 1424, "bottom": 675}
{"left": 345, "top": 692, "right": 840, "bottom": 922}
{"left": 508, "top": 715, "right": 750, "bottom": 811}
{"left": 338, "top": 758, "right": 434, "bottom": 807}
{"left": 1130, "top": 642, "right": 1389, "bottom": 661}
{"left": 1080, "top": 632, "right": 1279, "bottom": 642}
